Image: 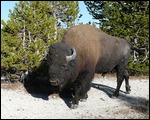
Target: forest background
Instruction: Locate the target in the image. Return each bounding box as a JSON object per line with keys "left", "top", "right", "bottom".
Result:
{"left": 1, "top": 1, "right": 149, "bottom": 78}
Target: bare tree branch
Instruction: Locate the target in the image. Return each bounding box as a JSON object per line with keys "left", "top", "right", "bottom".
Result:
{"left": 141, "top": 51, "right": 149, "bottom": 63}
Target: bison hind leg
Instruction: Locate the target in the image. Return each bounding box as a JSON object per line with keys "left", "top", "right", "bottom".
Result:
{"left": 124, "top": 70, "right": 131, "bottom": 94}
{"left": 126, "top": 86, "right": 131, "bottom": 94}
{"left": 111, "top": 91, "right": 119, "bottom": 98}
{"left": 112, "top": 63, "right": 126, "bottom": 97}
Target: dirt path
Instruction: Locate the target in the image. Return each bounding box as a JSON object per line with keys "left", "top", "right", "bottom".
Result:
{"left": 1, "top": 75, "right": 149, "bottom": 119}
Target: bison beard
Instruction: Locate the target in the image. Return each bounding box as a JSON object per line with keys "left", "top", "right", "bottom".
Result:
{"left": 47, "top": 24, "right": 131, "bottom": 109}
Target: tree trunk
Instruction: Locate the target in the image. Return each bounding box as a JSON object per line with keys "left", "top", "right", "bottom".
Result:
{"left": 50, "top": 1, "right": 57, "bottom": 40}
{"left": 23, "top": 24, "right": 25, "bottom": 48}
{"left": 133, "top": 38, "right": 138, "bottom": 62}
{"left": 28, "top": 31, "right": 31, "bottom": 47}
{"left": 53, "top": 11, "right": 57, "bottom": 40}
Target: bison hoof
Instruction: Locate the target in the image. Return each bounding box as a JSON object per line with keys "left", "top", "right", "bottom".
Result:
{"left": 126, "top": 86, "right": 131, "bottom": 93}
{"left": 111, "top": 95, "right": 118, "bottom": 99}
{"left": 70, "top": 104, "right": 78, "bottom": 109}
{"left": 111, "top": 92, "right": 119, "bottom": 98}
{"left": 126, "top": 91, "right": 131, "bottom": 94}
{"left": 80, "top": 98, "right": 87, "bottom": 102}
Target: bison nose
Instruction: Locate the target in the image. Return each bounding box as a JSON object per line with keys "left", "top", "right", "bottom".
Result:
{"left": 50, "top": 79, "right": 59, "bottom": 86}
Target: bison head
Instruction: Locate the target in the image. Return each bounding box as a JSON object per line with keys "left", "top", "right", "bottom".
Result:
{"left": 47, "top": 42, "right": 76, "bottom": 88}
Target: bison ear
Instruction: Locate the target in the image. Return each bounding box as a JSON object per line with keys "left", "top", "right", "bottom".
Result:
{"left": 66, "top": 47, "right": 76, "bottom": 62}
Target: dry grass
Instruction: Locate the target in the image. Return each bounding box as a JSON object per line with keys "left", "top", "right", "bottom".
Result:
{"left": 1, "top": 82, "right": 23, "bottom": 90}
{"left": 94, "top": 73, "right": 149, "bottom": 80}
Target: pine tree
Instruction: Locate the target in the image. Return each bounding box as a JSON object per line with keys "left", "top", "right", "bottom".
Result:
{"left": 1, "top": 1, "right": 79, "bottom": 73}
{"left": 84, "top": 1, "right": 149, "bottom": 75}
{"left": 1, "top": 31, "right": 25, "bottom": 69}
{"left": 2, "top": 1, "right": 57, "bottom": 70}
{"left": 49, "top": 1, "right": 79, "bottom": 40}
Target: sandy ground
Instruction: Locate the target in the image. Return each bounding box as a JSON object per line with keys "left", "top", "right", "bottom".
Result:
{"left": 1, "top": 75, "right": 149, "bottom": 119}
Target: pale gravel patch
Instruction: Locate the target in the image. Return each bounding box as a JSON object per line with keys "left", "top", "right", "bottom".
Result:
{"left": 1, "top": 76, "right": 149, "bottom": 119}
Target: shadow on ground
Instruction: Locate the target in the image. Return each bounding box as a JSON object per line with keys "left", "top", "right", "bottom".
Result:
{"left": 23, "top": 77, "right": 58, "bottom": 100}
{"left": 92, "top": 82, "right": 149, "bottom": 114}
{"left": 22, "top": 77, "right": 149, "bottom": 114}
{"left": 23, "top": 76, "right": 73, "bottom": 107}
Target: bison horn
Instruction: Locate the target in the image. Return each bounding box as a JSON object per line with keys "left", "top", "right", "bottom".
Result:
{"left": 66, "top": 47, "right": 76, "bottom": 62}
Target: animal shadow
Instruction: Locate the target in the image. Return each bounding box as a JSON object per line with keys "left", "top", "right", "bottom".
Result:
{"left": 23, "top": 76, "right": 59, "bottom": 100}
{"left": 91, "top": 82, "right": 126, "bottom": 98}
{"left": 23, "top": 75, "right": 73, "bottom": 108}
{"left": 21, "top": 59, "right": 73, "bottom": 108}
{"left": 22, "top": 58, "right": 59, "bottom": 100}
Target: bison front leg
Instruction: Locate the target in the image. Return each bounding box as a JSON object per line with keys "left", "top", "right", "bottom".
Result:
{"left": 70, "top": 71, "right": 94, "bottom": 109}
{"left": 70, "top": 84, "right": 81, "bottom": 109}
{"left": 80, "top": 93, "right": 88, "bottom": 102}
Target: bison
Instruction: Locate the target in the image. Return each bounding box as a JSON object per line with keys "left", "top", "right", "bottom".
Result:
{"left": 47, "top": 24, "right": 131, "bottom": 109}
